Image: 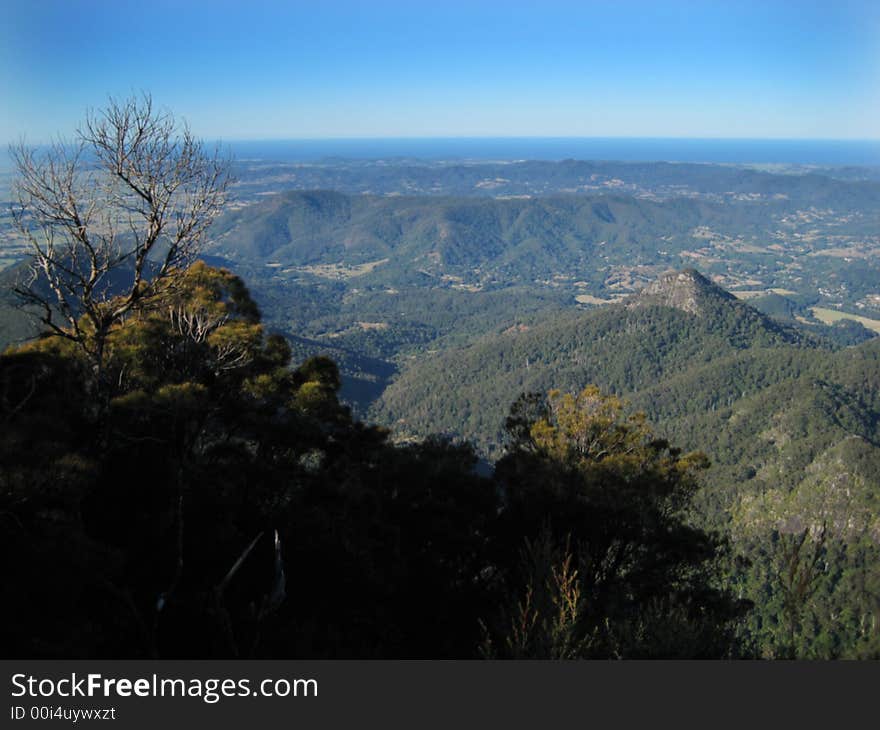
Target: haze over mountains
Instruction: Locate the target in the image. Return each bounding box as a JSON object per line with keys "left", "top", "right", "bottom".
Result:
{"left": 228, "top": 156, "right": 880, "bottom": 200}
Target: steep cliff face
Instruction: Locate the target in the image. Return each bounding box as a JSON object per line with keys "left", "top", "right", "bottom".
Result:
{"left": 627, "top": 268, "right": 736, "bottom": 316}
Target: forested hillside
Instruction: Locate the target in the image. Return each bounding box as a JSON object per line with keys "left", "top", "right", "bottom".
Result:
{"left": 212, "top": 190, "right": 748, "bottom": 274}
{"left": 374, "top": 271, "right": 880, "bottom": 508}
{"left": 376, "top": 270, "right": 816, "bottom": 449}
{"left": 372, "top": 269, "right": 880, "bottom": 656}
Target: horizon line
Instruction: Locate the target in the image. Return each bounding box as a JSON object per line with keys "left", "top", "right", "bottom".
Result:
{"left": 214, "top": 135, "right": 880, "bottom": 143}
{"left": 5, "top": 135, "right": 880, "bottom": 148}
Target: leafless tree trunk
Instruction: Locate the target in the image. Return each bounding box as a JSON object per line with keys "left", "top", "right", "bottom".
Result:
{"left": 10, "top": 93, "right": 232, "bottom": 381}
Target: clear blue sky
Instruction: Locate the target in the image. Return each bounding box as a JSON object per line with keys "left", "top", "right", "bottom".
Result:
{"left": 2, "top": 0, "right": 879, "bottom": 143}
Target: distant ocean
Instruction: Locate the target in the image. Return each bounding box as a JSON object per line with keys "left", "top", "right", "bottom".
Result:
{"left": 3, "top": 138, "right": 880, "bottom": 171}
{"left": 224, "top": 137, "right": 880, "bottom": 167}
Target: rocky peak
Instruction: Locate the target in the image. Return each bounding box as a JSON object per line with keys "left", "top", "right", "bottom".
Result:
{"left": 627, "top": 268, "right": 736, "bottom": 316}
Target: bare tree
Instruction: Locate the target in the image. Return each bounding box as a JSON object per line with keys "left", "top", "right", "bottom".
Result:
{"left": 10, "top": 93, "right": 232, "bottom": 379}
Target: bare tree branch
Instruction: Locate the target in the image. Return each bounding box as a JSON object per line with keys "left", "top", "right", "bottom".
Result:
{"left": 10, "top": 93, "right": 233, "bottom": 381}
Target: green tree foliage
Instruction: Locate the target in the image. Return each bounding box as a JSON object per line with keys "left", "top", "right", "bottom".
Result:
{"left": 484, "top": 387, "right": 747, "bottom": 658}
{"left": 727, "top": 532, "right": 880, "bottom": 659}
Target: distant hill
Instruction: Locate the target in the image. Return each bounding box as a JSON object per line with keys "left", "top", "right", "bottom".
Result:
{"left": 209, "top": 190, "right": 764, "bottom": 281}
{"left": 229, "top": 157, "right": 880, "bottom": 208}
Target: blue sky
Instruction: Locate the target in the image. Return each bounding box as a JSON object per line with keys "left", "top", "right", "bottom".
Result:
{"left": 2, "top": 0, "right": 879, "bottom": 143}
